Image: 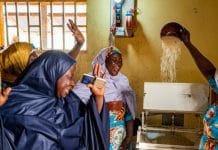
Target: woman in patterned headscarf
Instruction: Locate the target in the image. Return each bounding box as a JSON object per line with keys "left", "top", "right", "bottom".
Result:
{"left": 73, "top": 47, "right": 137, "bottom": 150}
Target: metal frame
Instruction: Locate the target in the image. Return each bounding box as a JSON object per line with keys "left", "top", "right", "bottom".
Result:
{"left": 136, "top": 111, "right": 202, "bottom": 150}
{"left": 136, "top": 82, "right": 209, "bottom": 150}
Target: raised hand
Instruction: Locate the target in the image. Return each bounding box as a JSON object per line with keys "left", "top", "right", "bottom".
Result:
{"left": 179, "top": 27, "right": 191, "bottom": 44}
{"left": 67, "top": 19, "right": 85, "bottom": 59}
{"left": 179, "top": 26, "right": 216, "bottom": 80}
{"left": 67, "top": 19, "right": 84, "bottom": 45}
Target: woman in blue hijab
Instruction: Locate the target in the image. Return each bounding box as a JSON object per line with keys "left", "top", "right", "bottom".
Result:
{"left": 0, "top": 50, "right": 109, "bottom": 150}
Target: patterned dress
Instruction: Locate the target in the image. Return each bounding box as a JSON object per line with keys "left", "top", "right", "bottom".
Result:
{"left": 199, "top": 70, "right": 218, "bottom": 150}
{"left": 108, "top": 102, "right": 133, "bottom": 150}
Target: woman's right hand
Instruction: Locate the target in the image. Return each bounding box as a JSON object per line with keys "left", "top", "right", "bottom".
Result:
{"left": 0, "top": 87, "right": 11, "bottom": 106}
{"left": 87, "top": 64, "right": 106, "bottom": 113}
{"left": 179, "top": 27, "right": 191, "bottom": 45}
{"left": 87, "top": 64, "right": 106, "bottom": 97}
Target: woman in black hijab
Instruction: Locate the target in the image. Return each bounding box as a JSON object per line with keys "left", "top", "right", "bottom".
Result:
{"left": 0, "top": 50, "right": 109, "bottom": 150}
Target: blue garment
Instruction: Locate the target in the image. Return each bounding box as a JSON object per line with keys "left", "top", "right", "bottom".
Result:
{"left": 209, "top": 76, "right": 218, "bottom": 93}
{"left": 108, "top": 105, "right": 132, "bottom": 150}
{"left": 0, "top": 51, "right": 109, "bottom": 150}
{"left": 199, "top": 104, "right": 218, "bottom": 150}
{"left": 199, "top": 73, "right": 218, "bottom": 150}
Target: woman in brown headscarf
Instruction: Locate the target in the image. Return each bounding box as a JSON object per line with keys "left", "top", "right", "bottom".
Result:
{"left": 0, "top": 19, "right": 84, "bottom": 89}
{"left": 0, "top": 42, "right": 33, "bottom": 87}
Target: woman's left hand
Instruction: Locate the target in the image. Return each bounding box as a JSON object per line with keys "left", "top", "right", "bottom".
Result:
{"left": 67, "top": 19, "right": 85, "bottom": 45}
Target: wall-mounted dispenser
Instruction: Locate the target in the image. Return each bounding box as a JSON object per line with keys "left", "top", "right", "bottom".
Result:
{"left": 110, "top": 0, "right": 135, "bottom": 37}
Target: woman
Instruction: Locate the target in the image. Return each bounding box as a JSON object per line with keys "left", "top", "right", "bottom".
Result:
{"left": 179, "top": 27, "right": 218, "bottom": 150}
{"left": 0, "top": 51, "right": 109, "bottom": 150}
{"left": 73, "top": 47, "right": 136, "bottom": 150}
{"left": 0, "top": 19, "right": 84, "bottom": 89}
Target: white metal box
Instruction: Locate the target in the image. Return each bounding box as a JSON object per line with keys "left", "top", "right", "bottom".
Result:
{"left": 143, "top": 82, "right": 209, "bottom": 113}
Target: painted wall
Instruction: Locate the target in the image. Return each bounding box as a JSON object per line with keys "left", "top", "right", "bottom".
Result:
{"left": 76, "top": 0, "right": 218, "bottom": 116}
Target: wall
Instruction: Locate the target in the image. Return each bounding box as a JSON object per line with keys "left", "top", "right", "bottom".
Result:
{"left": 76, "top": 0, "right": 218, "bottom": 116}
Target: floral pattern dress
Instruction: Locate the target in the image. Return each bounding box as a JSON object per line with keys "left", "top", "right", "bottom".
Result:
{"left": 199, "top": 70, "right": 218, "bottom": 150}
{"left": 109, "top": 105, "right": 132, "bottom": 150}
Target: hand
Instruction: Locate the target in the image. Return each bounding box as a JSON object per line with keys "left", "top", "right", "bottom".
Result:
{"left": 88, "top": 64, "right": 106, "bottom": 113}
{"left": 120, "top": 137, "right": 131, "bottom": 150}
{"left": 67, "top": 19, "right": 85, "bottom": 45}
{"left": 120, "top": 120, "right": 134, "bottom": 149}
{"left": 88, "top": 64, "right": 106, "bottom": 97}
{"left": 115, "top": 107, "right": 125, "bottom": 121}
{"left": 0, "top": 87, "right": 11, "bottom": 106}
{"left": 179, "top": 27, "right": 191, "bottom": 45}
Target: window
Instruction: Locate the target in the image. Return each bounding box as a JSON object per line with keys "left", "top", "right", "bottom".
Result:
{"left": 2, "top": 1, "right": 87, "bottom": 51}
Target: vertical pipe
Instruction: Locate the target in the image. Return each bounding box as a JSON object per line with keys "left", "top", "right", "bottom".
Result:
{"left": 27, "top": 1, "right": 30, "bottom": 42}
{"left": 74, "top": 0, "right": 76, "bottom": 24}
{"left": 38, "top": 2, "right": 42, "bottom": 49}
{"left": 50, "top": 1, "right": 53, "bottom": 49}
{"left": 41, "top": 2, "right": 48, "bottom": 50}
{"left": 4, "top": 2, "right": 9, "bottom": 46}
{"left": 62, "top": 1, "right": 65, "bottom": 50}
{"left": 15, "top": 2, "right": 19, "bottom": 39}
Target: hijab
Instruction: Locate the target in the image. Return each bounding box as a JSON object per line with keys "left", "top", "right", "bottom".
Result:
{"left": 17, "top": 50, "right": 76, "bottom": 97}
{"left": 0, "top": 50, "right": 109, "bottom": 150}
{"left": 1, "top": 50, "right": 76, "bottom": 116}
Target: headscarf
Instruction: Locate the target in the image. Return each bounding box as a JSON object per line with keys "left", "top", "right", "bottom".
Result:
{"left": 0, "top": 42, "right": 32, "bottom": 83}
{"left": 18, "top": 50, "right": 76, "bottom": 97}
{"left": 90, "top": 47, "right": 121, "bottom": 72}
{"left": 109, "top": 49, "right": 121, "bottom": 55}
